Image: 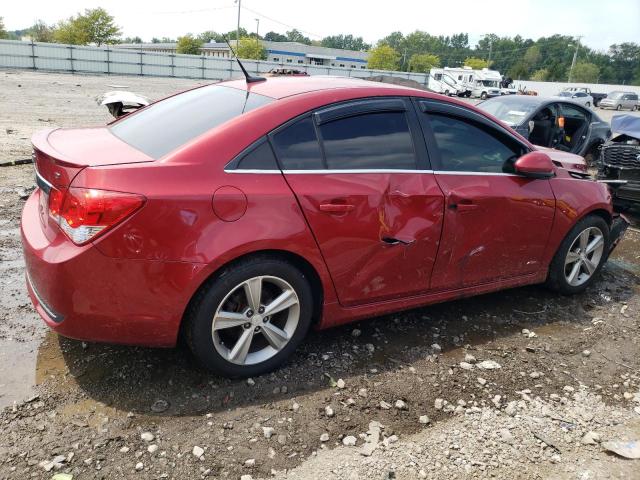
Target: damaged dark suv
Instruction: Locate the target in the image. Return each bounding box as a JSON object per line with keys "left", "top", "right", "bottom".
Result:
{"left": 598, "top": 115, "right": 640, "bottom": 209}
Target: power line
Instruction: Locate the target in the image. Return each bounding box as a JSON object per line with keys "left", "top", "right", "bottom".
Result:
{"left": 148, "top": 5, "right": 236, "bottom": 15}
{"left": 241, "top": 5, "right": 324, "bottom": 39}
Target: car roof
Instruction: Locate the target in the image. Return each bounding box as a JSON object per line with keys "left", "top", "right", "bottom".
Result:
{"left": 220, "top": 75, "right": 414, "bottom": 100}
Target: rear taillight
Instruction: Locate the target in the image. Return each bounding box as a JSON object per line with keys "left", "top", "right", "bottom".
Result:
{"left": 48, "top": 187, "right": 145, "bottom": 245}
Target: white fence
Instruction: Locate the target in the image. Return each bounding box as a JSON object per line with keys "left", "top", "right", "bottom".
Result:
{"left": 0, "top": 39, "right": 429, "bottom": 85}
{"left": 511, "top": 79, "right": 640, "bottom": 97}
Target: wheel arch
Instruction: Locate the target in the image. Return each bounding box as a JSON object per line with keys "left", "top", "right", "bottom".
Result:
{"left": 179, "top": 249, "right": 325, "bottom": 342}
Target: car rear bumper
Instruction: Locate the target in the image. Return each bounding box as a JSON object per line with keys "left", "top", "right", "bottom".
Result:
{"left": 21, "top": 189, "right": 206, "bottom": 347}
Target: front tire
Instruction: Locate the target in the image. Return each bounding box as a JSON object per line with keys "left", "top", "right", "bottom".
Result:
{"left": 480, "top": 92, "right": 488, "bottom": 100}
{"left": 185, "top": 257, "right": 313, "bottom": 377}
{"left": 546, "top": 215, "right": 609, "bottom": 295}
{"left": 585, "top": 102, "right": 591, "bottom": 108}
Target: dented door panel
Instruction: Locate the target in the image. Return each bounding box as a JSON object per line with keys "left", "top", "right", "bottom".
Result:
{"left": 430, "top": 173, "right": 555, "bottom": 290}
{"left": 283, "top": 172, "right": 444, "bottom": 306}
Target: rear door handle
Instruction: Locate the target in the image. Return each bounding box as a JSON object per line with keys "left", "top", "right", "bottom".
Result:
{"left": 448, "top": 196, "right": 478, "bottom": 212}
{"left": 319, "top": 203, "right": 355, "bottom": 213}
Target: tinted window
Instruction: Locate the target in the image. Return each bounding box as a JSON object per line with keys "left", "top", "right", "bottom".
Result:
{"left": 236, "top": 141, "right": 278, "bottom": 170}
{"left": 428, "top": 114, "right": 520, "bottom": 173}
{"left": 319, "top": 112, "right": 416, "bottom": 170}
{"left": 111, "top": 85, "right": 273, "bottom": 159}
{"left": 271, "top": 117, "right": 324, "bottom": 170}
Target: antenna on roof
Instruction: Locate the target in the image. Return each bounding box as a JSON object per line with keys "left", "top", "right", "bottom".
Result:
{"left": 224, "top": 37, "right": 266, "bottom": 84}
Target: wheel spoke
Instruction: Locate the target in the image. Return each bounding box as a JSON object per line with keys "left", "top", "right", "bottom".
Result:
{"left": 261, "top": 322, "right": 289, "bottom": 350}
{"left": 579, "top": 230, "right": 590, "bottom": 251}
{"left": 263, "top": 289, "right": 298, "bottom": 317}
{"left": 585, "top": 235, "right": 604, "bottom": 255}
{"left": 243, "top": 277, "right": 262, "bottom": 311}
{"left": 567, "top": 260, "right": 582, "bottom": 284}
{"left": 565, "top": 250, "right": 580, "bottom": 266}
{"left": 228, "top": 328, "right": 254, "bottom": 364}
{"left": 583, "top": 257, "right": 597, "bottom": 275}
{"left": 213, "top": 311, "right": 248, "bottom": 330}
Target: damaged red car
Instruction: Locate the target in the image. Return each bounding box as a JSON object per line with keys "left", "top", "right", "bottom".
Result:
{"left": 21, "top": 76, "right": 628, "bottom": 376}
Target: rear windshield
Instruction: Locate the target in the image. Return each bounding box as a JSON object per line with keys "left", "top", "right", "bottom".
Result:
{"left": 110, "top": 85, "right": 274, "bottom": 159}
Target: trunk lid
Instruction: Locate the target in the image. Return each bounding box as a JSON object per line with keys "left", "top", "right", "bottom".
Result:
{"left": 32, "top": 127, "right": 153, "bottom": 239}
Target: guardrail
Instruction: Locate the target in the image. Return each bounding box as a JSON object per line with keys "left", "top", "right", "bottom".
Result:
{"left": 0, "top": 39, "right": 430, "bottom": 85}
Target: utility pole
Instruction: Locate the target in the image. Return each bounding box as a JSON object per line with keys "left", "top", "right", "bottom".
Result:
{"left": 235, "top": 0, "right": 241, "bottom": 48}
{"left": 255, "top": 18, "right": 260, "bottom": 47}
{"left": 568, "top": 36, "right": 583, "bottom": 83}
{"left": 488, "top": 39, "right": 493, "bottom": 65}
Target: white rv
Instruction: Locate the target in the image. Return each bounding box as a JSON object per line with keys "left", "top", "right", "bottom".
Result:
{"left": 471, "top": 68, "right": 502, "bottom": 99}
{"left": 443, "top": 66, "right": 474, "bottom": 97}
{"left": 428, "top": 68, "right": 466, "bottom": 96}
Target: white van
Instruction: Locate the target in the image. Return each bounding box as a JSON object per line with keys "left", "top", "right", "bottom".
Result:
{"left": 471, "top": 68, "right": 502, "bottom": 99}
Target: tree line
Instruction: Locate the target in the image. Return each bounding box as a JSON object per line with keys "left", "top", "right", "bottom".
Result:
{"left": 1, "top": 9, "right": 638, "bottom": 85}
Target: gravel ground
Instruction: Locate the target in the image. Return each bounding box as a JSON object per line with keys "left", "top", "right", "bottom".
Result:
{"left": 1, "top": 70, "right": 640, "bottom": 480}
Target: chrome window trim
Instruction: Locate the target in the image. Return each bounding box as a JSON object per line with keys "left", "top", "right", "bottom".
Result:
{"left": 224, "top": 168, "right": 522, "bottom": 176}
{"left": 35, "top": 168, "right": 53, "bottom": 193}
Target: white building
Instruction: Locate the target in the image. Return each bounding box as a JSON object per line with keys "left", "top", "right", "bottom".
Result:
{"left": 114, "top": 41, "right": 369, "bottom": 69}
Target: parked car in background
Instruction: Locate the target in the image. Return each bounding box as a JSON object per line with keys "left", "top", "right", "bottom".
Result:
{"left": 477, "top": 95, "right": 610, "bottom": 164}
{"left": 555, "top": 90, "right": 594, "bottom": 108}
{"left": 563, "top": 87, "right": 607, "bottom": 107}
{"left": 599, "top": 91, "right": 639, "bottom": 111}
{"left": 597, "top": 114, "right": 640, "bottom": 209}
{"left": 22, "top": 76, "right": 627, "bottom": 377}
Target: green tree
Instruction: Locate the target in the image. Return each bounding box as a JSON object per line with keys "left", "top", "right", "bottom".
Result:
{"left": 368, "top": 44, "right": 400, "bottom": 71}
{"left": 53, "top": 17, "right": 89, "bottom": 44}
{"left": 530, "top": 68, "right": 549, "bottom": 81}
{"left": 236, "top": 36, "right": 266, "bottom": 60}
{"left": 264, "top": 31, "right": 287, "bottom": 42}
{"left": 569, "top": 62, "right": 600, "bottom": 83}
{"left": 53, "top": 8, "right": 120, "bottom": 45}
{"left": 285, "top": 29, "right": 311, "bottom": 45}
{"left": 409, "top": 53, "right": 440, "bottom": 72}
{"left": 122, "top": 36, "right": 142, "bottom": 44}
{"left": 321, "top": 34, "right": 370, "bottom": 51}
{"left": 29, "top": 20, "right": 54, "bottom": 42}
{"left": 0, "top": 17, "right": 8, "bottom": 39}
{"left": 176, "top": 34, "right": 202, "bottom": 55}
{"left": 464, "top": 57, "right": 490, "bottom": 69}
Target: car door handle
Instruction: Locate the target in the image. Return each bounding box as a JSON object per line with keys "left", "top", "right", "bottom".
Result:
{"left": 452, "top": 203, "right": 478, "bottom": 212}
{"left": 382, "top": 236, "right": 415, "bottom": 246}
{"left": 319, "top": 203, "right": 355, "bottom": 213}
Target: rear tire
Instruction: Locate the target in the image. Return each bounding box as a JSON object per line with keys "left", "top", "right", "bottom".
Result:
{"left": 185, "top": 257, "right": 313, "bottom": 377}
{"left": 546, "top": 215, "right": 609, "bottom": 295}
{"left": 585, "top": 102, "right": 591, "bottom": 108}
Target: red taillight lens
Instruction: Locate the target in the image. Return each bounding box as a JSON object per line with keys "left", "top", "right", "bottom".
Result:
{"left": 48, "top": 187, "right": 145, "bottom": 245}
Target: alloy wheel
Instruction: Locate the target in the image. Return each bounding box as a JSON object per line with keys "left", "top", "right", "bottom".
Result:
{"left": 211, "top": 276, "right": 300, "bottom": 365}
{"left": 564, "top": 227, "right": 605, "bottom": 287}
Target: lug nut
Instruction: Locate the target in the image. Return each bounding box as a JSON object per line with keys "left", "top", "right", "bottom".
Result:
{"left": 254, "top": 326, "right": 261, "bottom": 332}
{"left": 263, "top": 316, "right": 270, "bottom": 323}
{"left": 246, "top": 309, "right": 254, "bottom": 317}
{"left": 258, "top": 306, "right": 265, "bottom": 314}
{"left": 243, "top": 322, "right": 251, "bottom": 329}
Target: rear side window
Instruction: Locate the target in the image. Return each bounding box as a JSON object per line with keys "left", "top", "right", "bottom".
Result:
{"left": 236, "top": 141, "right": 278, "bottom": 170}
{"left": 428, "top": 114, "right": 520, "bottom": 173}
{"left": 271, "top": 117, "right": 324, "bottom": 170}
{"left": 318, "top": 112, "right": 416, "bottom": 170}
{"left": 110, "top": 85, "right": 273, "bottom": 159}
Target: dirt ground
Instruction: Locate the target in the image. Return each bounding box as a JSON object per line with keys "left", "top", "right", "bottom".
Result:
{"left": 1, "top": 70, "right": 640, "bottom": 480}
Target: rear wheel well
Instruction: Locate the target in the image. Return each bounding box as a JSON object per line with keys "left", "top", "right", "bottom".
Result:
{"left": 179, "top": 250, "right": 324, "bottom": 342}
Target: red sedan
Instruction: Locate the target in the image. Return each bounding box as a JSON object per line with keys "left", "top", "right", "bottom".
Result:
{"left": 21, "top": 76, "right": 627, "bottom": 377}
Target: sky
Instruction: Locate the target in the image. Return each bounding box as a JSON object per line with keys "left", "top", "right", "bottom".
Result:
{"left": 3, "top": 0, "right": 639, "bottom": 52}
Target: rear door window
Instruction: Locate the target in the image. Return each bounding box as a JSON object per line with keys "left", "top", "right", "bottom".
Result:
{"left": 110, "top": 85, "right": 273, "bottom": 159}
{"left": 318, "top": 112, "right": 417, "bottom": 170}
{"left": 270, "top": 117, "right": 324, "bottom": 170}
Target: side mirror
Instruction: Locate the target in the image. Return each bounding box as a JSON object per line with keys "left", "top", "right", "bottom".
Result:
{"left": 514, "top": 152, "right": 555, "bottom": 179}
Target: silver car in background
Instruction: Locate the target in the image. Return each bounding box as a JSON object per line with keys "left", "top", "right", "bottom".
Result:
{"left": 554, "top": 90, "right": 594, "bottom": 108}
{"left": 599, "top": 91, "right": 639, "bottom": 111}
